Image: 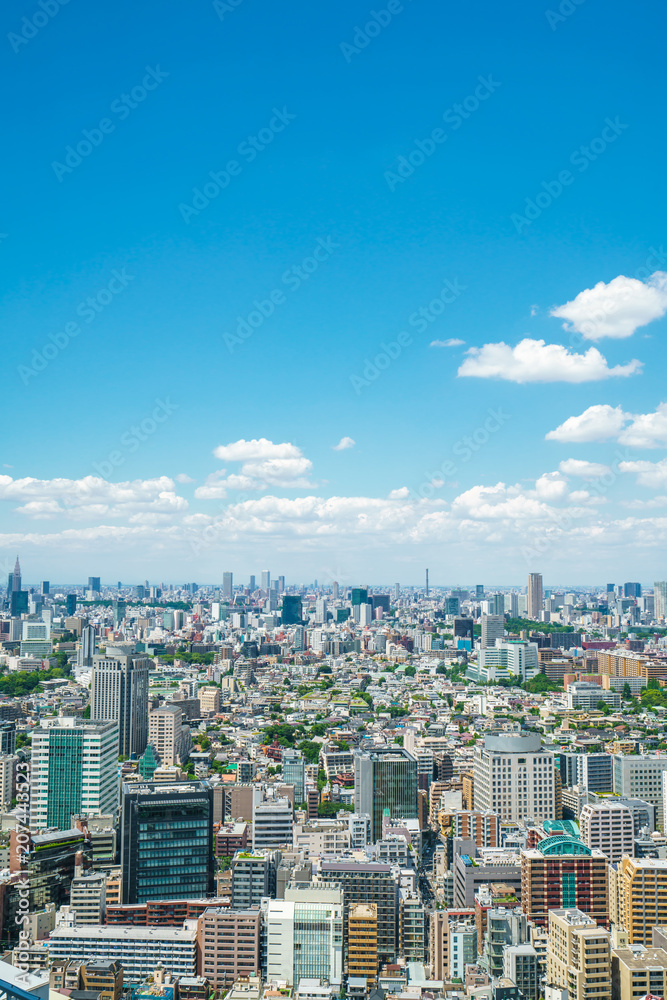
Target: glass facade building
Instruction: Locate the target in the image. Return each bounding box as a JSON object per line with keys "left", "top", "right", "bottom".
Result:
{"left": 121, "top": 781, "right": 214, "bottom": 903}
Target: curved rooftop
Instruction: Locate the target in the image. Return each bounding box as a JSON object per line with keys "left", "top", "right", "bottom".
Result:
{"left": 538, "top": 835, "right": 591, "bottom": 856}
{"left": 484, "top": 732, "right": 542, "bottom": 753}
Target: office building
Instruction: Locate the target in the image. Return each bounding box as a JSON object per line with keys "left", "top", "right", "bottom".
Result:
{"left": 120, "top": 781, "right": 213, "bottom": 903}
{"left": 348, "top": 903, "right": 378, "bottom": 984}
{"left": 252, "top": 796, "right": 293, "bottom": 850}
{"left": 481, "top": 614, "right": 505, "bottom": 650}
{"left": 351, "top": 588, "right": 368, "bottom": 606}
{"left": 475, "top": 641, "right": 539, "bottom": 683}
{"left": 400, "top": 894, "right": 426, "bottom": 963}
{"left": 261, "top": 571, "right": 270, "bottom": 592}
{"left": 222, "top": 572, "right": 233, "bottom": 600}
{"left": 29, "top": 718, "right": 119, "bottom": 830}
{"left": 546, "top": 908, "right": 611, "bottom": 1000}
{"left": 0, "top": 722, "right": 16, "bottom": 756}
{"left": 319, "top": 862, "right": 398, "bottom": 963}
{"left": 281, "top": 750, "right": 306, "bottom": 804}
{"left": 454, "top": 851, "right": 522, "bottom": 907}
{"left": 315, "top": 597, "right": 328, "bottom": 623}
{"left": 265, "top": 883, "right": 344, "bottom": 987}
{"left": 231, "top": 850, "right": 279, "bottom": 908}
{"left": 613, "top": 754, "right": 667, "bottom": 830}
{"left": 197, "top": 907, "right": 261, "bottom": 987}
{"left": 354, "top": 746, "right": 418, "bottom": 842}
{"left": 79, "top": 624, "right": 96, "bottom": 668}
{"left": 568, "top": 682, "right": 621, "bottom": 711}
{"left": 473, "top": 732, "right": 557, "bottom": 823}
{"left": 48, "top": 923, "right": 198, "bottom": 980}
{"left": 624, "top": 582, "right": 642, "bottom": 598}
{"left": 88, "top": 576, "right": 101, "bottom": 593}
{"left": 282, "top": 595, "right": 303, "bottom": 625}
{"left": 578, "top": 754, "right": 614, "bottom": 794}
{"left": 503, "top": 945, "right": 540, "bottom": 1000}
{"left": 654, "top": 581, "right": 667, "bottom": 620}
{"left": 199, "top": 686, "right": 221, "bottom": 716}
{"left": 69, "top": 871, "right": 107, "bottom": 925}
{"left": 91, "top": 650, "right": 151, "bottom": 757}
{"left": 527, "top": 573, "right": 543, "bottom": 618}
{"left": 579, "top": 802, "right": 634, "bottom": 862}
{"left": 521, "top": 836, "right": 609, "bottom": 928}
{"left": 21, "top": 826, "right": 86, "bottom": 912}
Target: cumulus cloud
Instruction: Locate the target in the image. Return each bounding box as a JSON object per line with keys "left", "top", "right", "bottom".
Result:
{"left": 546, "top": 401, "right": 667, "bottom": 448}
{"left": 175, "top": 473, "right": 195, "bottom": 483}
{"left": 388, "top": 487, "right": 410, "bottom": 499}
{"left": 551, "top": 271, "right": 667, "bottom": 340}
{"left": 619, "top": 459, "right": 667, "bottom": 489}
{"left": 332, "top": 436, "right": 356, "bottom": 451}
{"left": 206, "top": 438, "right": 315, "bottom": 491}
{"left": 558, "top": 458, "right": 612, "bottom": 478}
{"left": 457, "top": 338, "right": 642, "bottom": 383}
{"left": 430, "top": 338, "right": 465, "bottom": 348}
{"left": 545, "top": 404, "right": 627, "bottom": 442}
{"left": 0, "top": 475, "right": 187, "bottom": 520}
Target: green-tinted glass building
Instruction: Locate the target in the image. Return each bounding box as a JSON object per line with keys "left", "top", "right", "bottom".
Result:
{"left": 281, "top": 595, "right": 303, "bottom": 625}
{"left": 353, "top": 746, "right": 418, "bottom": 842}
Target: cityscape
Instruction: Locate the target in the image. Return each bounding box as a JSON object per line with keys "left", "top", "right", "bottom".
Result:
{"left": 2, "top": 565, "right": 667, "bottom": 1000}
{"left": 5, "top": 2, "right": 667, "bottom": 1000}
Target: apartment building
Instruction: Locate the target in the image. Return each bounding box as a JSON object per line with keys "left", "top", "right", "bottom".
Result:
{"left": 611, "top": 944, "right": 667, "bottom": 1000}
{"left": 521, "top": 837, "right": 609, "bottom": 928}
{"left": 610, "top": 857, "right": 667, "bottom": 945}
{"left": 197, "top": 907, "right": 261, "bottom": 987}
{"left": 579, "top": 802, "right": 634, "bottom": 863}
{"left": 348, "top": 903, "right": 378, "bottom": 984}
{"left": 546, "top": 908, "right": 611, "bottom": 1000}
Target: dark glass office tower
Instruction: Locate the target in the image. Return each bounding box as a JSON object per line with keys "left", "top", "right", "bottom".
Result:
{"left": 120, "top": 780, "right": 214, "bottom": 903}
{"left": 354, "top": 746, "right": 417, "bottom": 842}
{"left": 281, "top": 595, "right": 302, "bottom": 624}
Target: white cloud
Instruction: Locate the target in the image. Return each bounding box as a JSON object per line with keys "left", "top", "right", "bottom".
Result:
{"left": 546, "top": 401, "right": 667, "bottom": 448}
{"left": 545, "top": 404, "right": 628, "bottom": 442}
{"left": 332, "top": 436, "right": 356, "bottom": 451}
{"left": 430, "top": 338, "right": 465, "bottom": 348}
{"left": 558, "top": 458, "right": 612, "bottom": 478}
{"left": 618, "top": 459, "right": 667, "bottom": 489}
{"left": 207, "top": 438, "right": 315, "bottom": 491}
{"left": 551, "top": 271, "right": 667, "bottom": 340}
{"left": 534, "top": 472, "right": 569, "bottom": 500}
{"left": 618, "top": 402, "right": 667, "bottom": 448}
{"left": 457, "top": 338, "right": 642, "bottom": 383}
{"left": 213, "top": 438, "right": 301, "bottom": 461}
{"left": 0, "top": 475, "right": 187, "bottom": 520}
{"left": 388, "top": 487, "right": 410, "bottom": 499}
{"left": 175, "top": 473, "right": 195, "bottom": 483}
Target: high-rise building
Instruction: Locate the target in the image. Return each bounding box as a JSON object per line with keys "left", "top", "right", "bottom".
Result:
{"left": 222, "top": 572, "right": 233, "bottom": 600}
{"left": 546, "top": 908, "right": 611, "bottom": 1000}
{"left": 249, "top": 575, "right": 256, "bottom": 591}
{"left": 351, "top": 588, "right": 368, "bottom": 606}
{"left": 282, "top": 595, "right": 302, "bottom": 625}
{"left": 476, "top": 584, "right": 485, "bottom": 599}
{"left": 655, "top": 581, "right": 667, "bottom": 619}
{"left": 261, "top": 570, "right": 270, "bottom": 592}
{"left": 624, "top": 582, "right": 642, "bottom": 598}
{"left": 281, "top": 749, "right": 305, "bottom": 803}
{"left": 579, "top": 802, "right": 634, "bottom": 863}
{"left": 610, "top": 856, "right": 667, "bottom": 944}
{"left": 79, "top": 624, "right": 96, "bottom": 668}
{"left": 449, "top": 922, "right": 477, "bottom": 979}
{"left": 91, "top": 650, "right": 151, "bottom": 756}
{"left": 348, "top": 903, "right": 378, "bottom": 984}
{"left": 332, "top": 581, "right": 340, "bottom": 600}
{"left": 197, "top": 907, "right": 261, "bottom": 987}
{"left": 148, "top": 705, "right": 189, "bottom": 767}
{"left": 315, "top": 597, "right": 328, "bottom": 623}
{"left": 277, "top": 575, "right": 285, "bottom": 593}
{"left": 354, "top": 746, "right": 418, "bottom": 842}
{"left": 66, "top": 593, "right": 77, "bottom": 615}
{"left": 264, "top": 883, "right": 344, "bottom": 987}
{"left": 480, "top": 614, "right": 505, "bottom": 649}
{"left": 0, "top": 754, "right": 16, "bottom": 810}
{"left": 252, "top": 796, "right": 293, "bottom": 850}
{"left": 473, "top": 733, "right": 556, "bottom": 823}
{"left": 319, "top": 861, "right": 398, "bottom": 963}
{"left": 29, "top": 718, "right": 119, "bottom": 830}
{"left": 231, "top": 849, "right": 279, "bottom": 908}
{"left": 40, "top": 580, "right": 49, "bottom": 596}
{"left": 120, "top": 781, "right": 214, "bottom": 903}
{"left": 527, "top": 573, "right": 543, "bottom": 618}
{"left": 613, "top": 754, "right": 667, "bottom": 830}
{"left": 88, "top": 576, "right": 101, "bottom": 594}
{"left": 521, "top": 836, "right": 609, "bottom": 928}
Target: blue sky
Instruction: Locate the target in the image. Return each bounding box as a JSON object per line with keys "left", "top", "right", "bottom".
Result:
{"left": 2, "top": 0, "right": 667, "bottom": 585}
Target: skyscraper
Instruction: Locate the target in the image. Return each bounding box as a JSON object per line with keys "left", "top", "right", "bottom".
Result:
{"left": 282, "top": 595, "right": 302, "bottom": 625}
{"left": 79, "top": 624, "right": 96, "bottom": 668}
{"left": 120, "top": 780, "right": 214, "bottom": 903}
{"left": 66, "top": 593, "right": 77, "bottom": 615}
{"left": 8, "top": 555, "right": 21, "bottom": 595}
{"left": 476, "top": 584, "right": 484, "bottom": 599}
{"left": 261, "top": 570, "right": 270, "bottom": 592}
{"left": 29, "top": 717, "right": 119, "bottom": 830}
{"left": 354, "top": 746, "right": 418, "bottom": 841}
{"left": 88, "top": 576, "right": 101, "bottom": 594}
{"left": 481, "top": 614, "right": 505, "bottom": 649}
{"left": 249, "top": 575, "right": 256, "bottom": 591}
{"left": 222, "top": 572, "right": 233, "bottom": 600}
{"left": 351, "top": 587, "right": 368, "bottom": 606}
{"left": 91, "top": 650, "right": 151, "bottom": 756}
{"left": 527, "top": 572, "right": 543, "bottom": 618}
{"left": 654, "top": 581, "right": 667, "bottom": 619}
{"left": 624, "top": 581, "right": 642, "bottom": 598}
